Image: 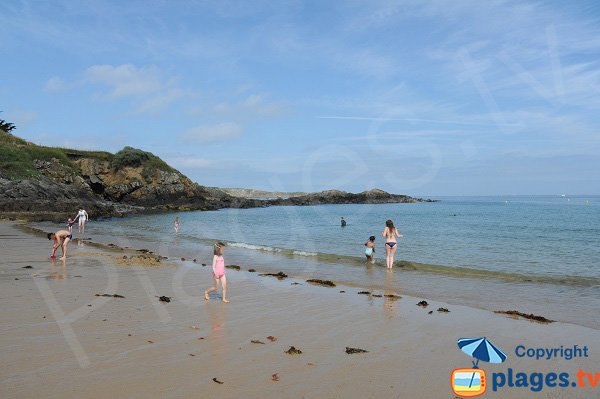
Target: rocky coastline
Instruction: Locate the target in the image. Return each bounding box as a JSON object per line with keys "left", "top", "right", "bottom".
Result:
{"left": 0, "top": 131, "right": 435, "bottom": 222}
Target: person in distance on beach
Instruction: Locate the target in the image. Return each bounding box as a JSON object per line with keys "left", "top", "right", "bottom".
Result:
{"left": 174, "top": 216, "right": 180, "bottom": 233}
{"left": 48, "top": 230, "right": 72, "bottom": 260}
{"left": 67, "top": 216, "right": 74, "bottom": 233}
{"left": 204, "top": 242, "right": 229, "bottom": 303}
{"left": 382, "top": 219, "right": 402, "bottom": 269}
{"left": 364, "top": 235, "right": 376, "bottom": 264}
{"left": 341, "top": 217, "right": 347, "bottom": 227}
{"left": 74, "top": 207, "right": 89, "bottom": 234}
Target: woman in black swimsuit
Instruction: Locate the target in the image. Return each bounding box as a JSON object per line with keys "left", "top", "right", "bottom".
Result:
{"left": 382, "top": 219, "right": 402, "bottom": 269}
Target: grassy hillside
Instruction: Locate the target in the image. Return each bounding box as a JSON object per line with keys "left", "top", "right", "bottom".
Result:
{"left": 0, "top": 130, "right": 174, "bottom": 180}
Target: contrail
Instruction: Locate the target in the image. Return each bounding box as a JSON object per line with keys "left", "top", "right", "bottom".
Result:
{"left": 317, "top": 115, "right": 521, "bottom": 128}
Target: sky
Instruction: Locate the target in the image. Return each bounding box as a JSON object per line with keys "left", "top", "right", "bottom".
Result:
{"left": 1, "top": 0, "right": 599, "bottom": 196}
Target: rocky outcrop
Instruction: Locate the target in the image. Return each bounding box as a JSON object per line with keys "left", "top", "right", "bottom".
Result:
{"left": 268, "top": 188, "right": 434, "bottom": 206}
{"left": 0, "top": 141, "right": 261, "bottom": 220}
{"left": 0, "top": 131, "right": 434, "bottom": 221}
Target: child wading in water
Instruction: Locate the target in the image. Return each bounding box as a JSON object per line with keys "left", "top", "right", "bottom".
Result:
{"left": 204, "top": 242, "right": 229, "bottom": 303}
{"left": 364, "top": 235, "right": 376, "bottom": 264}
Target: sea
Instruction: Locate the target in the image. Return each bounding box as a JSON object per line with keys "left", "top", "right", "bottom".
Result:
{"left": 34, "top": 195, "right": 600, "bottom": 329}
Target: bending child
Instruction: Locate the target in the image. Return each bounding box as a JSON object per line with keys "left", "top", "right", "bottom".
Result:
{"left": 48, "top": 230, "right": 73, "bottom": 260}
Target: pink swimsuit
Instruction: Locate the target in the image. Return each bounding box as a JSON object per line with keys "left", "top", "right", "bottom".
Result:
{"left": 213, "top": 256, "right": 225, "bottom": 278}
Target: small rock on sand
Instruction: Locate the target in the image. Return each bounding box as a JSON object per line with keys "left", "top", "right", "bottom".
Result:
{"left": 285, "top": 346, "right": 302, "bottom": 355}
{"left": 267, "top": 336, "right": 277, "bottom": 342}
{"left": 22, "top": 265, "right": 33, "bottom": 269}
{"left": 248, "top": 268, "right": 256, "bottom": 272}
{"left": 272, "top": 373, "right": 279, "bottom": 381}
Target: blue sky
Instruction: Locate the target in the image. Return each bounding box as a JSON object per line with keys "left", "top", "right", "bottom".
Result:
{"left": 1, "top": 0, "right": 599, "bottom": 196}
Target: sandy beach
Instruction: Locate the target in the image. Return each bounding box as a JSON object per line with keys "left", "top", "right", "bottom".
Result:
{"left": 1, "top": 221, "right": 598, "bottom": 399}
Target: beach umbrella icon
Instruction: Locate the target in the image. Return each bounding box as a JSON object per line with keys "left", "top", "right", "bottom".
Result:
{"left": 458, "top": 337, "right": 507, "bottom": 367}
{"left": 457, "top": 337, "right": 507, "bottom": 390}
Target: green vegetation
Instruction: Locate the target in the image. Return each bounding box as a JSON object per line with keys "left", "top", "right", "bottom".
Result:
{"left": 112, "top": 146, "right": 175, "bottom": 180}
{"left": 0, "top": 130, "right": 74, "bottom": 179}
{"left": 0, "top": 129, "right": 177, "bottom": 181}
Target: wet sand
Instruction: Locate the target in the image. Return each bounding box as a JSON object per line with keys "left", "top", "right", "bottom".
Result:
{"left": 1, "top": 221, "right": 598, "bottom": 398}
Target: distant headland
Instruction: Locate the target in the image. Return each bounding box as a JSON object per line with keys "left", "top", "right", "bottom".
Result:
{"left": 0, "top": 130, "right": 435, "bottom": 222}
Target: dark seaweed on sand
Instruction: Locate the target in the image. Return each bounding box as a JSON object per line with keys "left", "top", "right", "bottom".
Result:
{"left": 384, "top": 294, "right": 401, "bottom": 300}
{"left": 248, "top": 268, "right": 256, "bottom": 272}
{"left": 345, "top": 347, "right": 369, "bottom": 354}
{"left": 372, "top": 294, "right": 383, "bottom": 297}
{"left": 226, "top": 264, "right": 241, "bottom": 270}
{"left": 357, "top": 291, "right": 371, "bottom": 295}
{"left": 212, "top": 377, "right": 224, "bottom": 384}
{"left": 494, "top": 310, "right": 554, "bottom": 323}
{"left": 158, "top": 296, "right": 171, "bottom": 303}
{"left": 437, "top": 307, "right": 450, "bottom": 313}
{"left": 259, "top": 271, "right": 288, "bottom": 280}
{"left": 417, "top": 300, "right": 429, "bottom": 307}
{"left": 251, "top": 340, "right": 265, "bottom": 344}
{"left": 22, "top": 265, "right": 33, "bottom": 269}
{"left": 95, "top": 293, "right": 125, "bottom": 298}
{"left": 306, "top": 279, "right": 336, "bottom": 287}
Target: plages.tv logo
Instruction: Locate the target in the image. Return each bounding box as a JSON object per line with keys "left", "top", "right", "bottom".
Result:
{"left": 451, "top": 337, "right": 507, "bottom": 397}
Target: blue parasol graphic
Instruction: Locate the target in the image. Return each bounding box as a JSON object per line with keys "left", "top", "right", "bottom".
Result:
{"left": 457, "top": 337, "right": 507, "bottom": 389}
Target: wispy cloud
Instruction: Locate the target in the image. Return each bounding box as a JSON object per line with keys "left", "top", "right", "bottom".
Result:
{"left": 181, "top": 122, "right": 243, "bottom": 144}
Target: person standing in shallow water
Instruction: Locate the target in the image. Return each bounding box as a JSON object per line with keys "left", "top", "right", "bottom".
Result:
{"left": 341, "top": 217, "right": 347, "bottom": 227}
{"left": 382, "top": 219, "right": 402, "bottom": 269}
{"left": 174, "top": 216, "right": 180, "bottom": 234}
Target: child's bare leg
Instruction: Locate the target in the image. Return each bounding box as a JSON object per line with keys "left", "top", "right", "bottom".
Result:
{"left": 204, "top": 277, "right": 218, "bottom": 300}
{"left": 221, "top": 275, "right": 229, "bottom": 303}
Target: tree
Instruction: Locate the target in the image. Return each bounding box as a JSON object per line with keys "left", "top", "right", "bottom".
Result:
{"left": 0, "top": 112, "right": 16, "bottom": 132}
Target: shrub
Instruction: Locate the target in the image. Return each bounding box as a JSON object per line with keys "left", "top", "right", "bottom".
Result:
{"left": 112, "top": 147, "right": 151, "bottom": 169}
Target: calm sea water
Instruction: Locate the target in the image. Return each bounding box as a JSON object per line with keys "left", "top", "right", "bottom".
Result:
{"left": 34, "top": 195, "right": 600, "bottom": 328}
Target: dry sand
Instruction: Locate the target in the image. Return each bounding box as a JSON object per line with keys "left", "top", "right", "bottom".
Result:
{"left": 0, "top": 221, "right": 598, "bottom": 398}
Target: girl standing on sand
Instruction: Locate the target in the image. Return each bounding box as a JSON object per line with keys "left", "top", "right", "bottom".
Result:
{"left": 382, "top": 219, "right": 402, "bottom": 269}
{"left": 204, "top": 242, "right": 229, "bottom": 303}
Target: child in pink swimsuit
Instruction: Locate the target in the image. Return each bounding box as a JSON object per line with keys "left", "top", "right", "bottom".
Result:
{"left": 204, "top": 242, "right": 229, "bottom": 303}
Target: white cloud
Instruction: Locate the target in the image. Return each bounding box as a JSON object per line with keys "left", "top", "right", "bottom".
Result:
{"left": 84, "top": 64, "right": 163, "bottom": 97}
{"left": 181, "top": 122, "right": 243, "bottom": 143}
{"left": 44, "top": 77, "right": 68, "bottom": 92}
{"left": 136, "top": 88, "right": 187, "bottom": 114}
